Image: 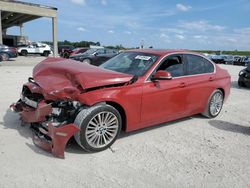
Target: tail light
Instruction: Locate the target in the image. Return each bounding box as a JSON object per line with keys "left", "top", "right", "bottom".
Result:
{"left": 11, "top": 47, "right": 17, "bottom": 52}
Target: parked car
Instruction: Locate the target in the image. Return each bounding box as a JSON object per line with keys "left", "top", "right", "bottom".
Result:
{"left": 58, "top": 45, "right": 75, "bottom": 58}
{"left": 238, "top": 63, "right": 250, "bottom": 87}
{"left": 0, "top": 44, "right": 18, "bottom": 61}
{"left": 70, "top": 47, "right": 88, "bottom": 56}
{"left": 246, "top": 57, "right": 250, "bottom": 66}
{"left": 233, "top": 56, "right": 248, "bottom": 66}
{"left": 69, "top": 48, "right": 118, "bottom": 66}
{"left": 210, "top": 54, "right": 225, "bottom": 64}
{"left": 222, "top": 55, "right": 234, "bottom": 65}
{"left": 17, "top": 42, "right": 52, "bottom": 56}
{"left": 10, "top": 49, "right": 231, "bottom": 158}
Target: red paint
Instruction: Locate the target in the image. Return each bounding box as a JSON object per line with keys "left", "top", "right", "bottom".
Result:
{"left": 152, "top": 70, "right": 172, "bottom": 80}
{"left": 17, "top": 100, "right": 52, "bottom": 123}
{"left": 69, "top": 48, "right": 88, "bottom": 56}
{"left": 12, "top": 50, "right": 231, "bottom": 157}
{"left": 33, "top": 123, "right": 80, "bottom": 158}
{"left": 33, "top": 58, "right": 133, "bottom": 100}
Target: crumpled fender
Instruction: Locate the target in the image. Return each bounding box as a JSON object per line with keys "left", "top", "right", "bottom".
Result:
{"left": 33, "top": 123, "right": 80, "bottom": 158}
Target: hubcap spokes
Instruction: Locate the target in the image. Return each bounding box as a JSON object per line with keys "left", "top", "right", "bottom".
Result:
{"left": 210, "top": 93, "right": 223, "bottom": 116}
{"left": 2, "top": 54, "right": 7, "bottom": 60}
{"left": 85, "top": 111, "right": 118, "bottom": 148}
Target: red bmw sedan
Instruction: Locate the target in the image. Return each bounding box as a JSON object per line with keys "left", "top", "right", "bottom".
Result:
{"left": 11, "top": 49, "right": 231, "bottom": 158}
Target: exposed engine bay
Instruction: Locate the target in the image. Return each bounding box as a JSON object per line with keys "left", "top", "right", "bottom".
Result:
{"left": 11, "top": 80, "right": 84, "bottom": 158}
{"left": 10, "top": 57, "right": 138, "bottom": 158}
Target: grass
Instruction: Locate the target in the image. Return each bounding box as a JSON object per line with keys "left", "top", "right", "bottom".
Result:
{"left": 193, "top": 50, "right": 250, "bottom": 56}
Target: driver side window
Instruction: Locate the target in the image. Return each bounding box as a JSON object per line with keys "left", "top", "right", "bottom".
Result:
{"left": 157, "top": 55, "right": 185, "bottom": 77}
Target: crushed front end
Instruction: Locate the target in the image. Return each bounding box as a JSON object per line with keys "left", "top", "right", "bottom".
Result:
{"left": 10, "top": 79, "right": 82, "bottom": 158}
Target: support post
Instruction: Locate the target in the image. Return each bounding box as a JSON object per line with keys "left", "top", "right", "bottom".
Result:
{"left": 20, "top": 23, "right": 24, "bottom": 36}
{"left": 0, "top": 10, "right": 3, "bottom": 44}
{"left": 52, "top": 17, "right": 58, "bottom": 57}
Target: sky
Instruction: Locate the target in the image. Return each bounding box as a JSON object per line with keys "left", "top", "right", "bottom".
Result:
{"left": 7, "top": 0, "right": 250, "bottom": 50}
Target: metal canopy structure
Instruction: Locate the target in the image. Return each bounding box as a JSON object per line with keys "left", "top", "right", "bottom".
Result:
{"left": 0, "top": 0, "right": 58, "bottom": 56}
{"left": 1, "top": 12, "right": 41, "bottom": 30}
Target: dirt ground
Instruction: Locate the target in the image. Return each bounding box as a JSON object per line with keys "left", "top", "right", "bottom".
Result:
{"left": 0, "top": 57, "right": 249, "bottom": 188}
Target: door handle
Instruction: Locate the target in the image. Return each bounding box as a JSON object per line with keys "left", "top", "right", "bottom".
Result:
{"left": 209, "top": 77, "right": 214, "bottom": 81}
{"left": 179, "top": 82, "right": 186, "bottom": 88}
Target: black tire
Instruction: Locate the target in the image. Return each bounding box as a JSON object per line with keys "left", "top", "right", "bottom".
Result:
{"left": 238, "top": 79, "right": 246, "bottom": 87}
{"left": 43, "top": 51, "right": 50, "bottom": 57}
{"left": 63, "top": 52, "right": 69, "bottom": 58}
{"left": 81, "top": 58, "right": 91, "bottom": 64}
{"left": 74, "top": 104, "right": 122, "bottom": 152}
{"left": 202, "top": 89, "right": 224, "bottom": 118}
{"left": 21, "top": 50, "right": 28, "bottom": 56}
{"left": 1, "top": 53, "right": 10, "bottom": 61}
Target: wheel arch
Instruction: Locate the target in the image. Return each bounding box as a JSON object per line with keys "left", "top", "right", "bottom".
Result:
{"left": 105, "top": 101, "right": 127, "bottom": 132}
{"left": 91, "top": 101, "right": 127, "bottom": 132}
{"left": 217, "top": 88, "right": 225, "bottom": 98}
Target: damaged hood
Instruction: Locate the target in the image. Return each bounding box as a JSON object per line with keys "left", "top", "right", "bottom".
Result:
{"left": 33, "top": 58, "right": 133, "bottom": 98}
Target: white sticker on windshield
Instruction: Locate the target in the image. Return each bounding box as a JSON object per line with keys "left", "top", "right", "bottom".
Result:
{"left": 135, "top": 55, "right": 151, "bottom": 61}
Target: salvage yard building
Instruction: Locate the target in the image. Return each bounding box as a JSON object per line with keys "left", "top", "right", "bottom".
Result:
{"left": 0, "top": 0, "right": 58, "bottom": 56}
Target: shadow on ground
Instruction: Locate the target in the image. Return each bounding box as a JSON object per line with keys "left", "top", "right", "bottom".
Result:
{"left": 118, "top": 116, "right": 192, "bottom": 139}
{"left": 231, "top": 80, "right": 250, "bottom": 90}
{"left": 209, "top": 120, "right": 250, "bottom": 135}
{"left": 1, "top": 109, "right": 91, "bottom": 157}
{"left": 2, "top": 108, "right": 195, "bottom": 157}
{"left": 1, "top": 109, "right": 53, "bottom": 157}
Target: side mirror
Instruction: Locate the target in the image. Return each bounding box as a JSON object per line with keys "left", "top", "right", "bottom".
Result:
{"left": 151, "top": 70, "right": 172, "bottom": 81}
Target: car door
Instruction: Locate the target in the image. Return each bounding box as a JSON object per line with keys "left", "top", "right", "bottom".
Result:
{"left": 140, "top": 54, "right": 190, "bottom": 127}
{"left": 183, "top": 54, "right": 216, "bottom": 113}
{"left": 28, "top": 45, "right": 35, "bottom": 53}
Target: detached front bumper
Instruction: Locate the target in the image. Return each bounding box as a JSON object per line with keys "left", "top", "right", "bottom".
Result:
{"left": 10, "top": 101, "right": 80, "bottom": 159}
{"left": 32, "top": 123, "right": 80, "bottom": 158}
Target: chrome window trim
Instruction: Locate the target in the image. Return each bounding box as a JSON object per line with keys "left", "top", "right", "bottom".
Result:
{"left": 145, "top": 52, "right": 216, "bottom": 83}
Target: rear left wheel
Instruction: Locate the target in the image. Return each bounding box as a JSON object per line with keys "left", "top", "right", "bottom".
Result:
{"left": 202, "top": 89, "right": 224, "bottom": 118}
{"left": 74, "top": 104, "right": 122, "bottom": 152}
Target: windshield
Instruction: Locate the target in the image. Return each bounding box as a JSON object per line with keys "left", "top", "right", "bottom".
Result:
{"left": 100, "top": 52, "right": 159, "bottom": 76}
{"left": 83, "top": 48, "right": 98, "bottom": 55}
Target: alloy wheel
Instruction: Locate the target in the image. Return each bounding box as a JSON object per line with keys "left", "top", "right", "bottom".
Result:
{"left": 85, "top": 111, "right": 119, "bottom": 148}
{"left": 1, "top": 53, "right": 9, "bottom": 61}
{"left": 209, "top": 92, "right": 223, "bottom": 116}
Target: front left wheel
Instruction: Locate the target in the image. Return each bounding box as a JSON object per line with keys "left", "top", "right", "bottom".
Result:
{"left": 74, "top": 104, "right": 122, "bottom": 152}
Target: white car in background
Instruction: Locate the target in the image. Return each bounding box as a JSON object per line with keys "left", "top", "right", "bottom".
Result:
{"left": 18, "top": 42, "right": 52, "bottom": 57}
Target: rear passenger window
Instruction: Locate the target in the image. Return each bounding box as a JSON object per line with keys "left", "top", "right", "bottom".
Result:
{"left": 186, "top": 54, "right": 214, "bottom": 75}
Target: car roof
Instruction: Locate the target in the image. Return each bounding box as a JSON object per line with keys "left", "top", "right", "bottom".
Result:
{"left": 127, "top": 49, "right": 192, "bottom": 56}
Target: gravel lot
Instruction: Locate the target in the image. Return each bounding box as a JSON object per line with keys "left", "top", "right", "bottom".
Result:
{"left": 0, "top": 57, "right": 249, "bottom": 188}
